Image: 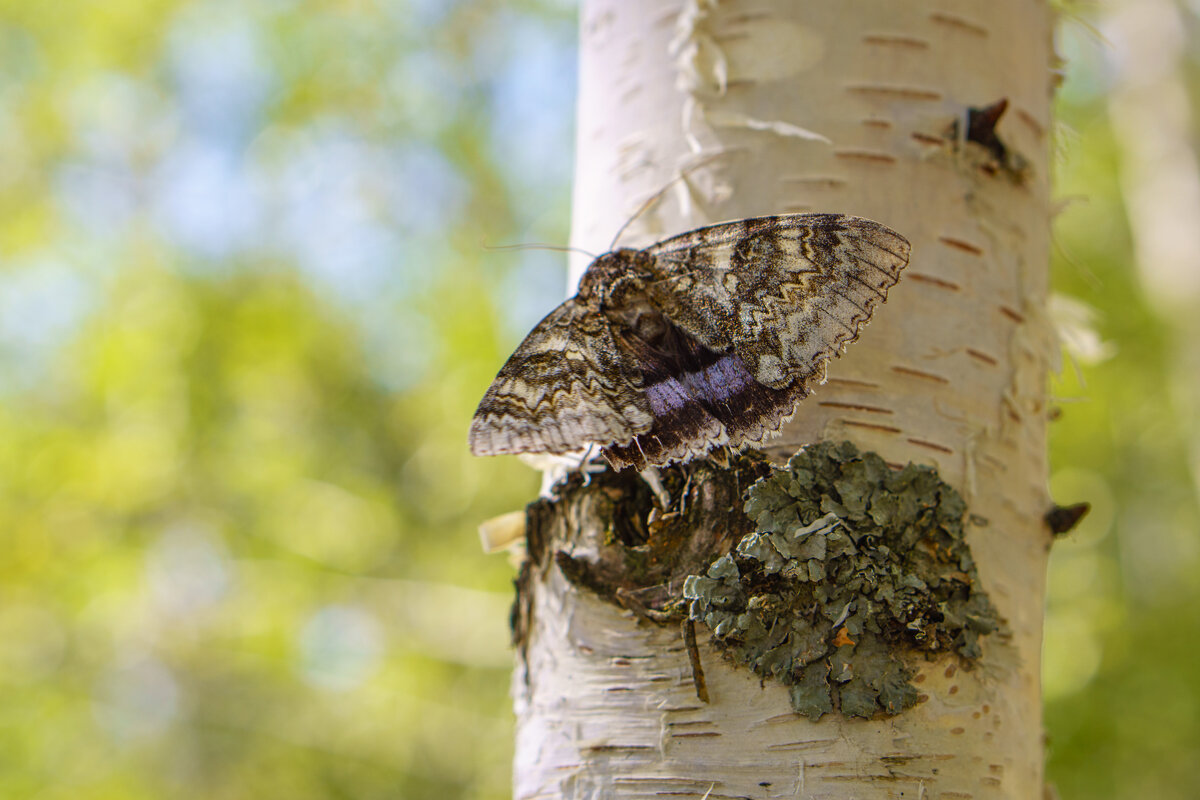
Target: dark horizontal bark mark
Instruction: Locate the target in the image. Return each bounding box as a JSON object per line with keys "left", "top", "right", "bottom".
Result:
{"left": 966, "top": 348, "right": 998, "bottom": 366}
{"left": 891, "top": 365, "right": 950, "bottom": 384}
{"left": 1016, "top": 106, "right": 1046, "bottom": 137}
{"left": 907, "top": 437, "right": 954, "bottom": 455}
{"left": 909, "top": 272, "right": 962, "bottom": 291}
{"left": 842, "top": 420, "right": 902, "bottom": 434}
{"left": 818, "top": 401, "right": 895, "bottom": 414}
{"left": 825, "top": 377, "right": 881, "bottom": 390}
{"left": 783, "top": 175, "right": 847, "bottom": 187}
{"left": 999, "top": 305, "right": 1025, "bottom": 323}
{"left": 862, "top": 33, "right": 930, "bottom": 49}
{"left": 930, "top": 11, "right": 988, "bottom": 36}
{"left": 938, "top": 236, "right": 984, "bottom": 256}
{"left": 764, "top": 738, "right": 841, "bottom": 750}
{"left": 846, "top": 84, "right": 943, "bottom": 101}
{"left": 834, "top": 149, "right": 898, "bottom": 165}
{"left": 911, "top": 131, "right": 945, "bottom": 145}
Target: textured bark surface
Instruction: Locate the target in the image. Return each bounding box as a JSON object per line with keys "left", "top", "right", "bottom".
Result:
{"left": 514, "top": 2, "right": 1056, "bottom": 797}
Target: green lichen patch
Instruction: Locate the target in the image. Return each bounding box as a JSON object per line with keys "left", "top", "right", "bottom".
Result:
{"left": 683, "top": 441, "right": 1002, "bottom": 721}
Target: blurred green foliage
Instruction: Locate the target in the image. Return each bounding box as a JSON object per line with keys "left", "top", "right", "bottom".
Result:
{"left": 1045, "top": 15, "right": 1200, "bottom": 797}
{"left": 0, "top": 1, "right": 574, "bottom": 797}
{"left": 0, "top": 1, "right": 1198, "bottom": 798}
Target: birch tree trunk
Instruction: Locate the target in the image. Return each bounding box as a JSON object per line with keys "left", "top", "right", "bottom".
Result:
{"left": 513, "top": 2, "right": 1056, "bottom": 797}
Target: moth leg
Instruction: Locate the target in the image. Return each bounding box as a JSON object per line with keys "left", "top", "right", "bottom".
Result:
{"left": 521, "top": 449, "right": 606, "bottom": 499}
{"left": 677, "top": 470, "right": 693, "bottom": 516}
{"left": 638, "top": 466, "right": 671, "bottom": 509}
{"left": 577, "top": 443, "right": 602, "bottom": 486}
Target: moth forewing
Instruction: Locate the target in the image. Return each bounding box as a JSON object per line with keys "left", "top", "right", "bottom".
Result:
{"left": 470, "top": 212, "right": 910, "bottom": 470}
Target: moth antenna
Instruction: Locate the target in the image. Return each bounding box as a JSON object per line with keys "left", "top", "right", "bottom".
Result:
{"left": 607, "top": 153, "right": 724, "bottom": 251}
{"left": 482, "top": 240, "right": 598, "bottom": 260}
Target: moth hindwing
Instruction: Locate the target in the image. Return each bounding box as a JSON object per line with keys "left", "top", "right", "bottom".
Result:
{"left": 469, "top": 213, "right": 910, "bottom": 471}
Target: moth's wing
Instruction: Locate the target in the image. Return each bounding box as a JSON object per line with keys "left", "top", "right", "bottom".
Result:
{"left": 469, "top": 299, "right": 654, "bottom": 457}
{"left": 601, "top": 346, "right": 800, "bottom": 471}
{"left": 644, "top": 213, "right": 910, "bottom": 389}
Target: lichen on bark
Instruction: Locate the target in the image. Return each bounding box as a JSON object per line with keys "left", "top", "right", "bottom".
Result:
{"left": 683, "top": 440, "right": 1002, "bottom": 720}
{"left": 514, "top": 441, "right": 1001, "bottom": 723}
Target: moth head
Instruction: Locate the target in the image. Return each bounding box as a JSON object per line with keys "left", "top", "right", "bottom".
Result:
{"left": 576, "top": 249, "right": 656, "bottom": 306}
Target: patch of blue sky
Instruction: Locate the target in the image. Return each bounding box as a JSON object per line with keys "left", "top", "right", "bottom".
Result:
{"left": 63, "top": 72, "right": 172, "bottom": 163}
{"left": 164, "top": 4, "right": 275, "bottom": 147}
{"left": 298, "top": 605, "right": 385, "bottom": 692}
{"left": 1058, "top": 18, "right": 1113, "bottom": 106}
{"left": 54, "top": 160, "right": 138, "bottom": 241}
{"left": 359, "top": 301, "right": 435, "bottom": 392}
{"left": 150, "top": 137, "right": 264, "bottom": 264}
{"left": 395, "top": 0, "right": 464, "bottom": 30}
{"left": 135, "top": 5, "right": 277, "bottom": 266}
{"left": 496, "top": 248, "right": 569, "bottom": 343}
{"left": 484, "top": 14, "right": 577, "bottom": 199}
{"left": 0, "top": 256, "right": 97, "bottom": 392}
{"left": 262, "top": 122, "right": 465, "bottom": 302}
{"left": 146, "top": 520, "right": 233, "bottom": 619}
{"left": 54, "top": 73, "right": 174, "bottom": 250}
{"left": 389, "top": 142, "right": 469, "bottom": 235}
{"left": 265, "top": 127, "right": 396, "bottom": 301}
{"left": 343, "top": 236, "right": 468, "bottom": 391}
{"left": 389, "top": 48, "right": 459, "bottom": 139}
{"left": 236, "top": 122, "right": 450, "bottom": 391}
{"left": 92, "top": 655, "right": 183, "bottom": 744}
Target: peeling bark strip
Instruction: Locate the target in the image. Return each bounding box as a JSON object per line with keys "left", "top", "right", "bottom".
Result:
{"left": 684, "top": 441, "right": 1002, "bottom": 721}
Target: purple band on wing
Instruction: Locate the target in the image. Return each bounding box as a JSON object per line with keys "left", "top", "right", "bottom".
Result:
{"left": 604, "top": 324, "right": 806, "bottom": 471}
{"left": 680, "top": 355, "right": 753, "bottom": 403}
{"left": 645, "top": 376, "right": 693, "bottom": 416}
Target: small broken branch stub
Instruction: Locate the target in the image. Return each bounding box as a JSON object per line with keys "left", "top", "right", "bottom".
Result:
{"left": 1045, "top": 502, "right": 1091, "bottom": 536}
{"left": 936, "top": 97, "right": 1031, "bottom": 182}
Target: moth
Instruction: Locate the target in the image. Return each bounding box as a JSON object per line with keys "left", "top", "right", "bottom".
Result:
{"left": 469, "top": 213, "right": 910, "bottom": 471}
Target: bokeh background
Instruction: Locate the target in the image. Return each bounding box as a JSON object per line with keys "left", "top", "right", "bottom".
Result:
{"left": 0, "top": 1, "right": 1196, "bottom": 798}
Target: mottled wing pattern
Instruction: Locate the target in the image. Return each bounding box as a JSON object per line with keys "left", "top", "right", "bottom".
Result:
{"left": 601, "top": 328, "right": 809, "bottom": 471}
{"left": 471, "top": 213, "right": 909, "bottom": 472}
{"left": 644, "top": 214, "right": 910, "bottom": 389}
{"left": 469, "top": 299, "right": 653, "bottom": 457}
{"left": 601, "top": 214, "right": 909, "bottom": 467}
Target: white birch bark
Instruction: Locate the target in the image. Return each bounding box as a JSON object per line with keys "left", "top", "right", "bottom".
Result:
{"left": 514, "top": 2, "right": 1057, "bottom": 797}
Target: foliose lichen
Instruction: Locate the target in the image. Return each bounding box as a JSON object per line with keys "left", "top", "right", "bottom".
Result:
{"left": 682, "top": 440, "right": 1001, "bottom": 720}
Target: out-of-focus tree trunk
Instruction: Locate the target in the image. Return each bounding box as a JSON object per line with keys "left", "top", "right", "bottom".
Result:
{"left": 513, "top": 2, "right": 1056, "bottom": 797}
